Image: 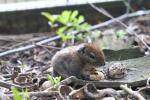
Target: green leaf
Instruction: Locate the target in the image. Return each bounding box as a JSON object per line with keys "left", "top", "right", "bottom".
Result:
{"left": 41, "top": 12, "right": 58, "bottom": 23}
{"left": 23, "top": 88, "right": 29, "bottom": 100}
{"left": 57, "top": 27, "right": 67, "bottom": 36}
{"left": 53, "top": 76, "right": 61, "bottom": 86}
{"left": 80, "top": 22, "right": 91, "bottom": 31}
{"left": 47, "top": 74, "right": 55, "bottom": 86}
{"left": 57, "top": 16, "right": 66, "bottom": 25}
{"left": 58, "top": 10, "right": 71, "bottom": 25}
{"left": 57, "top": 27, "right": 75, "bottom": 41}
{"left": 77, "top": 15, "right": 84, "bottom": 24}
{"left": 72, "top": 18, "right": 78, "bottom": 24}
{"left": 74, "top": 25, "right": 82, "bottom": 30}
{"left": 116, "top": 30, "right": 126, "bottom": 39}
{"left": 63, "top": 11, "right": 71, "bottom": 22}
{"left": 66, "top": 27, "right": 74, "bottom": 32}
{"left": 12, "top": 87, "right": 21, "bottom": 100}
{"left": 42, "top": 10, "right": 92, "bottom": 41}
{"left": 65, "top": 35, "right": 75, "bottom": 39}
{"left": 70, "top": 10, "right": 78, "bottom": 21}
{"left": 47, "top": 75, "right": 61, "bottom": 87}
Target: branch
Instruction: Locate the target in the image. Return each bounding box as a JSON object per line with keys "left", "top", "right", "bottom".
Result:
{"left": 7, "top": 91, "right": 60, "bottom": 99}
{"left": 90, "top": 10, "right": 150, "bottom": 31}
{"left": 120, "top": 84, "right": 145, "bottom": 100}
{"left": 0, "top": 80, "right": 23, "bottom": 90}
{"left": 89, "top": 3, "right": 150, "bottom": 52}
{"left": 0, "top": 36, "right": 60, "bottom": 57}
{"left": 0, "top": 10, "right": 150, "bottom": 57}
{"left": 60, "top": 76, "right": 81, "bottom": 85}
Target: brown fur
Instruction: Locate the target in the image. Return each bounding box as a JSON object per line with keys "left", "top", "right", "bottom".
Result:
{"left": 51, "top": 43, "right": 105, "bottom": 80}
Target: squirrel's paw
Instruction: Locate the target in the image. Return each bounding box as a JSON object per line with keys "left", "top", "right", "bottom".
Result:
{"left": 90, "top": 71, "right": 105, "bottom": 81}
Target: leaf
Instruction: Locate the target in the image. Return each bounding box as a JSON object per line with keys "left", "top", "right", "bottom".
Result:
{"left": 41, "top": 12, "right": 58, "bottom": 23}
{"left": 57, "top": 16, "right": 66, "bottom": 25}
{"left": 80, "top": 22, "right": 91, "bottom": 31}
{"left": 72, "top": 18, "right": 78, "bottom": 24}
{"left": 64, "top": 35, "right": 75, "bottom": 41}
{"left": 42, "top": 10, "right": 92, "bottom": 42}
{"left": 66, "top": 27, "right": 74, "bottom": 32}
{"left": 47, "top": 74, "right": 55, "bottom": 86}
{"left": 74, "top": 24, "right": 81, "bottom": 30}
{"left": 53, "top": 76, "right": 61, "bottom": 86}
{"left": 23, "top": 88, "right": 29, "bottom": 100}
{"left": 62, "top": 10, "right": 71, "bottom": 21}
{"left": 57, "top": 27, "right": 75, "bottom": 41}
{"left": 70, "top": 10, "right": 78, "bottom": 21}
{"left": 116, "top": 30, "right": 126, "bottom": 39}
{"left": 77, "top": 15, "right": 84, "bottom": 24}
{"left": 12, "top": 87, "right": 21, "bottom": 100}
{"left": 57, "top": 10, "right": 71, "bottom": 25}
{"left": 56, "top": 26, "right": 67, "bottom": 37}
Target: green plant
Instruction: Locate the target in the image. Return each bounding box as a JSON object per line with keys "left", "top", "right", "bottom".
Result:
{"left": 41, "top": 10, "right": 91, "bottom": 41}
{"left": 11, "top": 87, "right": 29, "bottom": 100}
{"left": 23, "top": 88, "right": 29, "bottom": 100}
{"left": 12, "top": 87, "right": 21, "bottom": 100}
{"left": 116, "top": 30, "right": 127, "bottom": 39}
{"left": 47, "top": 74, "right": 61, "bottom": 87}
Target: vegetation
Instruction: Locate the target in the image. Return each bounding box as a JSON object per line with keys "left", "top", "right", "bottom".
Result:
{"left": 12, "top": 87, "right": 29, "bottom": 100}
{"left": 116, "top": 30, "right": 127, "bottom": 39}
{"left": 47, "top": 74, "right": 61, "bottom": 88}
{"left": 42, "top": 10, "right": 91, "bottom": 41}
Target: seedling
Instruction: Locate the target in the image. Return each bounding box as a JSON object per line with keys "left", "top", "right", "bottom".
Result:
{"left": 47, "top": 74, "right": 61, "bottom": 88}
{"left": 116, "top": 30, "right": 127, "bottom": 39}
{"left": 42, "top": 10, "right": 91, "bottom": 41}
{"left": 11, "top": 87, "right": 29, "bottom": 100}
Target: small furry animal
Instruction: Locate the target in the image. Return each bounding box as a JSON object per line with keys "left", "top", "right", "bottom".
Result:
{"left": 51, "top": 43, "right": 105, "bottom": 80}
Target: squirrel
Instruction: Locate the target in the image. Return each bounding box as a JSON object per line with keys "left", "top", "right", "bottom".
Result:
{"left": 51, "top": 43, "right": 105, "bottom": 80}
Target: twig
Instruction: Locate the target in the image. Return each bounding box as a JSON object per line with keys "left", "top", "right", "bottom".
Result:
{"left": 90, "top": 10, "right": 150, "bottom": 30}
{"left": 0, "top": 36, "right": 60, "bottom": 57}
{"left": 0, "top": 10, "right": 150, "bottom": 57}
{"left": 60, "top": 76, "right": 80, "bottom": 85}
{"left": 36, "top": 44, "right": 62, "bottom": 50}
{"left": 10, "top": 36, "right": 48, "bottom": 49}
{"left": 89, "top": 3, "right": 150, "bottom": 52}
{"left": 7, "top": 91, "right": 60, "bottom": 98}
{"left": 0, "top": 80, "right": 23, "bottom": 90}
{"left": 120, "top": 84, "right": 145, "bottom": 100}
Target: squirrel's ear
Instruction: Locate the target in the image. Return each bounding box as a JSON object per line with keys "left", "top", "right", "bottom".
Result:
{"left": 77, "top": 45, "right": 86, "bottom": 54}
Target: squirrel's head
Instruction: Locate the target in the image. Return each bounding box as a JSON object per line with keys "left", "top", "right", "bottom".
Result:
{"left": 77, "top": 43, "right": 105, "bottom": 66}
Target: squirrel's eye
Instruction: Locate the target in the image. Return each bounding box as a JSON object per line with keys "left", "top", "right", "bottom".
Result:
{"left": 89, "top": 52, "right": 95, "bottom": 59}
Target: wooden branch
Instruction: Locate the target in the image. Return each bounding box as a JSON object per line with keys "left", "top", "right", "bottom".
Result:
{"left": 7, "top": 91, "right": 60, "bottom": 99}
{"left": 0, "top": 80, "right": 23, "bottom": 90}
{"left": 120, "top": 84, "right": 145, "bottom": 100}
{"left": 89, "top": 3, "right": 150, "bottom": 52}
{"left": 0, "top": 36, "right": 60, "bottom": 57}
{"left": 0, "top": 10, "right": 149, "bottom": 57}
{"left": 60, "top": 76, "right": 81, "bottom": 85}
{"left": 89, "top": 7, "right": 150, "bottom": 31}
